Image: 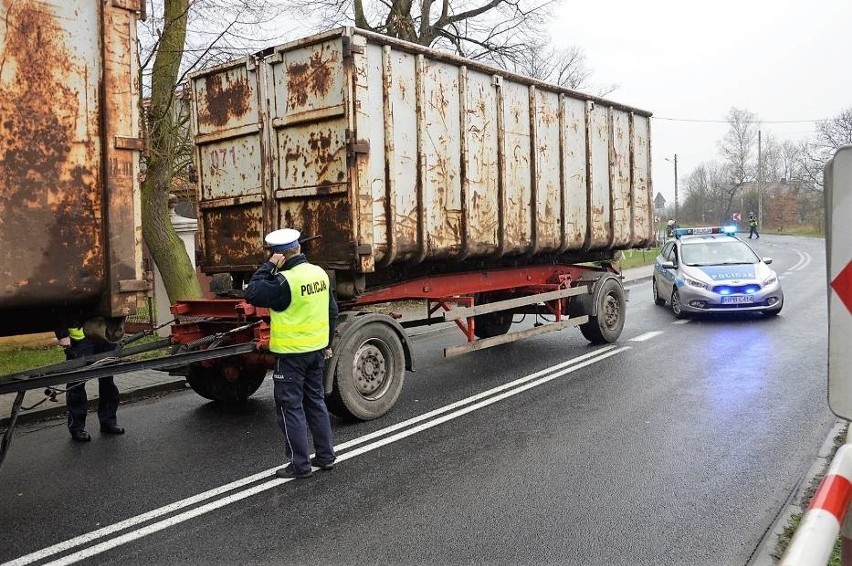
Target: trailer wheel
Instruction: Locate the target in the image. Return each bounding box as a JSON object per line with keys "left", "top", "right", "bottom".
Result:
{"left": 186, "top": 359, "right": 267, "bottom": 403}
{"left": 326, "top": 322, "right": 405, "bottom": 421}
{"left": 579, "top": 278, "right": 626, "bottom": 344}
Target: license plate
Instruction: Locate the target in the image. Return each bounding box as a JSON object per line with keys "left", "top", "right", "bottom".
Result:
{"left": 721, "top": 295, "right": 754, "bottom": 304}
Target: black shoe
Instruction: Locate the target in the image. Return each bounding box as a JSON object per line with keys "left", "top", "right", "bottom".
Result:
{"left": 275, "top": 464, "right": 312, "bottom": 479}
{"left": 70, "top": 430, "right": 91, "bottom": 442}
{"left": 310, "top": 456, "right": 335, "bottom": 471}
{"left": 100, "top": 424, "right": 125, "bottom": 435}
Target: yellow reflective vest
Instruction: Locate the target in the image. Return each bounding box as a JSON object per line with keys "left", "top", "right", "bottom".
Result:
{"left": 269, "top": 263, "right": 330, "bottom": 354}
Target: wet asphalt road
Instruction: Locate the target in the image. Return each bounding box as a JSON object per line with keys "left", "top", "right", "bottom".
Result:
{"left": 0, "top": 234, "right": 835, "bottom": 566}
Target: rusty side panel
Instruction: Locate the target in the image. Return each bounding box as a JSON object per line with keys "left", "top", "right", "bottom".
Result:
{"left": 194, "top": 61, "right": 257, "bottom": 134}
{"left": 0, "top": 0, "right": 103, "bottom": 309}
{"left": 422, "top": 59, "right": 462, "bottom": 259}
{"left": 278, "top": 196, "right": 353, "bottom": 266}
{"left": 270, "top": 40, "right": 347, "bottom": 192}
{"left": 353, "top": 38, "right": 377, "bottom": 264}
{"left": 633, "top": 114, "right": 653, "bottom": 244}
{"left": 276, "top": 40, "right": 346, "bottom": 123}
{"left": 534, "top": 89, "right": 562, "bottom": 253}
{"left": 103, "top": 0, "right": 143, "bottom": 317}
{"left": 462, "top": 72, "right": 500, "bottom": 256}
{"left": 202, "top": 205, "right": 265, "bottom": 267}
{"left": 611, "top": 109, "right": 632, "bottom": 247}
{"left": 588, "top": 104, "right": 611, "bottom": 248}
{"left": 561, "top": 98, "right": 589, "bottom": 251}
{"left": 501, "top": 81, "right": 533, "bottom": 255}
{"left": 385, "top": 49, "right": 419, "bottom": 262}
{"left": 191, "top": 59, "right": 264, "bottom": 274}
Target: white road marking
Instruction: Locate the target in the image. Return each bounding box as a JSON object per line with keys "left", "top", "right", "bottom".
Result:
{"left": 629, "top": 331, "right": 664, "bottom": 342}
{"left": 6, "top": 345, "right": 628, "bottom": 566}
{"left": 787, "top": 249, "right": 811, "bottom": 273}
{"left": 672, "top": 319, "right": 690, "bottom": 325}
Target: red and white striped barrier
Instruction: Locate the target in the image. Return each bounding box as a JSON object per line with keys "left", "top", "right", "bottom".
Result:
{"left": 781, "top": 444, "right": 852, "bottom": 565}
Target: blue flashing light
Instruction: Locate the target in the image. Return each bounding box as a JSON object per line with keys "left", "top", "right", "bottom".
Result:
{"left": 673, "top": 226, "right": 736, "bottom": 238}
{"left": 720, "top": 288, "right": 731, "bottom": 295}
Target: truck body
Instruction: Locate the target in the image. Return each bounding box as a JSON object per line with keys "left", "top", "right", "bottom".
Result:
{"left": 0, "top": 0, "right": 145, "bottom": 338}
{"left": 188, "top": 27, "right": 654, "bottom": 297}
{"left": 169, "top": 27, "right": 656, "bottom": 420}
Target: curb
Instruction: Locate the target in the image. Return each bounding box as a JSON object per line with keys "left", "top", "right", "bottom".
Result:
{"left": 747, "top": 419, "right": 848, "bottom": 565}
{"left": 623, "top": 275, "right": 652, "bottom": 287}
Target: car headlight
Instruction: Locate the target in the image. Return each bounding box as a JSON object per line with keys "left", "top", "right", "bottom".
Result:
{"left": 763, "top": 274, "right": 778, "bottom": 286}
{"left": 684, "top": 276, "right": 708, "bottom": 290}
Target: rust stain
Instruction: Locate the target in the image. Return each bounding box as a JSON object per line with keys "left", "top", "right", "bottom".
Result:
{"left": 281, "top": 197, "right": 351, "bottom": 263}
{"left": 205, "top": 206, "right": 264, "bottom": 266}
{"left": 283, "top": 129, "right": 343, "bottom": 187}
{"left": 287, "top": 47, "right": 336, "bottom": 108}
{"left": 200, "top": 73, "right": 251, "bottom": 127}
{"left": 0, "top": 0, "right": 103, "bottom": 303}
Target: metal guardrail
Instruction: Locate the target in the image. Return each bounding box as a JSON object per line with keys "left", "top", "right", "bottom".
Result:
{"left": 780, "top": 443, "right": 852, "bottom": 565}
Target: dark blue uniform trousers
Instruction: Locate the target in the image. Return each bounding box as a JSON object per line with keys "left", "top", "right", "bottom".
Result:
{"left": 65, "top": 338, "right": 120, "bottom": 433}
{"left": 273, "top": 351, "right": 336, "bottom": 474}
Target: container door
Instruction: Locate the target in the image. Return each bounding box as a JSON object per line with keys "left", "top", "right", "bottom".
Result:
{"left": 266, "top": 35, "right": 354, "bottom": 268}
{"left": 191, "top": 57, "right": 266, "bottom": 271}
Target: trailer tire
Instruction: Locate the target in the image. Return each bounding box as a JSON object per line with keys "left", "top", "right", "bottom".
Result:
{"left": 326, "top": 322, "right": 405, "bottom": 421}
{"left": 579, "top": 278, "right": 626, "bottom": 344}
{"left": 186, "top": 360, "right": 267, "bottom": 403}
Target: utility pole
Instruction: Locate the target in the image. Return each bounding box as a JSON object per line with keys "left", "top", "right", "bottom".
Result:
{"left": 758, "top": 130, "right": 763, "bottom": 227}
{"left": 665, "top": 154, "right": 679, "bottom": 221}
{"left": 674, "top": 153, "right": 679, "bottom": 221}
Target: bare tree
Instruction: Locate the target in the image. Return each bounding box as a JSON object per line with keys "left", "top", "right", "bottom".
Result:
{"left": 797, "top": 106, "right": 852, "bottom": 192}
{"left": 286, "top": 0, "right": 555, "bottom": 68}
{"left": 717, "top": 107, "right": 760, "bottom": 220}
{"left": 510, "top": 41, "right": 615, "bottom": 95}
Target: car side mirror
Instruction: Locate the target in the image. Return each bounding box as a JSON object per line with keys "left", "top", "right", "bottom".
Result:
{"left": 661, "top": 261, "right": 675, "bottom": 269}
{"left": 763, "top": 257, "right": 773, "bottom": 265}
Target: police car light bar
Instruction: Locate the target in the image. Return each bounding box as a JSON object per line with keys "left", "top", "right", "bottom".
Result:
{"left": 674, "top": 226, "right": 738, "bottom": 238}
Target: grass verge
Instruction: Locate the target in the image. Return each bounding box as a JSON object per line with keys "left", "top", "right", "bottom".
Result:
{"left": 0, "top": 335, "right": 170, "bottom": 377}
{"left": 617, "top": 246, "right": 660, "bottom": 270}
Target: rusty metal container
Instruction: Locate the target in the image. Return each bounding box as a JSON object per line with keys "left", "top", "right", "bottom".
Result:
{"left": 0, "top": 0, "right": 144, "bottom": 336}
{"left": 190, "top": 28, "right": 653, "bottom": 298}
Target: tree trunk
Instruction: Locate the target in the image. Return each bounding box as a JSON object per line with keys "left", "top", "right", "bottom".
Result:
{"left": 142, "top": 0, "right": 201, "bottom": 305}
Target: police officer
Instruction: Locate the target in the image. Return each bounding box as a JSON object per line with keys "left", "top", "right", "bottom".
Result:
{"left": 54, "top": 327, "right": 125, "bottom": 442}
{"left": 748, "top": 211, "right": 760, "bottom": 239}
{"left": 244, "top": 228, "right": 338, "bottom": 479}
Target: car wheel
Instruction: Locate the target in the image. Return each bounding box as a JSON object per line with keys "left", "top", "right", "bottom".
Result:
{"left": 652, "top": 277, "right": 665, "bottom": 306}
{"left": 671, "top": 288, "right": 687, "bottom": 319}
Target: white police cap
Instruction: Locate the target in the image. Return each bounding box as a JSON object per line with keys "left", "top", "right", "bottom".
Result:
{"left": 265, "top": 228, "right": 301, "bottom": 252}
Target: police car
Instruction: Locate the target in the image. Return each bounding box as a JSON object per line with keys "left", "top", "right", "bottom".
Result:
{"left": 652, "top": 226, "right": 784, "bottom": 318}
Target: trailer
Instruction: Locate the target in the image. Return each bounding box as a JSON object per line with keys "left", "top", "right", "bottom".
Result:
{"left": 174, "top": 27, "right": 654, "bottom": 420}
{"left": 1, "top": 26, "right": 654, "bottom": 459}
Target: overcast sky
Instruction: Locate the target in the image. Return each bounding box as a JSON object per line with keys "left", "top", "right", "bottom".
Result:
{"left": 547, "top": 0, "right": 852, "bottom": 209}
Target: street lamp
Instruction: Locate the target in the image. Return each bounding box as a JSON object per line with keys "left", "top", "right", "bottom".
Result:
{"left": 664, "top": 154, "right": 678, "bottom": 221}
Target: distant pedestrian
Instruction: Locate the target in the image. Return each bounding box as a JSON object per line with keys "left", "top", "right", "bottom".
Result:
{"left": 54, "top": 327, "right": 125, "bottom": 442}
{"left": 748, "top": 212, "right": 760, "bottom": 239}
{"left": 244, "top": 228, "right": 338, "bottom": 479}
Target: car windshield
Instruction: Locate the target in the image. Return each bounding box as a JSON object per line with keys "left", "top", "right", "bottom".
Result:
{"left": 681, "top": 240, "right": 760, "bottom": 266}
